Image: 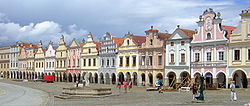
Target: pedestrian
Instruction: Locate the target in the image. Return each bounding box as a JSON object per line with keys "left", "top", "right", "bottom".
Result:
{"left": 192, "top": 83, "right": 198, "bottom": 100}
{"left": 230, "top": 81, "right": 237, "bottom": 101}
{"left": 117, "top": 82, "right": 122, "bottom": 92}
{"left": 123, "top": 80, "right": 128, "bottom": 93}
{"left": 155, "top": 78, "right": 163, "bottom": 93}
{"left": 76, "top": 80, "right": 79, "bottom": 87}
{"left": 128, "top": 79, "right": 133, "bottom": 92}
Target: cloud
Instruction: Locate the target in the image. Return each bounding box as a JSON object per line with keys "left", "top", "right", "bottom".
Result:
{"left": 0, "top": 18, "right": 88, "bottom": 46}
{"left": 0, "top": 0, "right": 248, "bottom": 45}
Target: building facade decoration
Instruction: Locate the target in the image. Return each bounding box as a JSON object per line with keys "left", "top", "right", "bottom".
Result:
{"left": 191, "top": 8, "right": 231, "bottom": 88}
{"left": 99, "top": 32, "right": 124, "bottom": 84}
{"left": 117, "top": 33, "right": 146, "bottom": 85}
{"left": 165, "top": 26, "right": 194, "bottom": 87}
{"left": 44, "top": 41, "right": 56, "bottom": 76}
{"left": 66, "top": 38, "right": 85, "bottom": 82}
{"left": 9, "top": 41, "right": 23, "bottom": 72}
{"left": 34, "top": 41, "right": 46, "bottom": 75}
{"left": 139, "top": 26, "right": 170, "bottom": 86}
{"left": 228, "top": 7, "right": 250, "bottom": 88}
{"left": 80, "top": 32, "right": 101, "bottom": 83}
{"left": 55, "top": 35, "right": 68, "bottom": 82}
{"left": 0, "top": 46, "right": 10, "bottom": 78}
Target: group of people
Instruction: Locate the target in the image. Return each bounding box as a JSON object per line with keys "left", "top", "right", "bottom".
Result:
{"left": 117, "top": 79, "right": 133, "bottom": 93}
{"left": 192, "top": 80, "right": 237, "bottom": 101}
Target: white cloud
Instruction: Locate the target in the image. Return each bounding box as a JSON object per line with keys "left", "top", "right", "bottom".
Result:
{"left": 0, "top": 13, "right": 9, "bottom": 23}
{"left": 0, "top": 19, "right": 88, "bottom": 46}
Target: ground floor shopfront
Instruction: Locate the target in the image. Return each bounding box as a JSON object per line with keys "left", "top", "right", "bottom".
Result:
{"left": 165, "top": 67, "right": 190, "bottom": 88}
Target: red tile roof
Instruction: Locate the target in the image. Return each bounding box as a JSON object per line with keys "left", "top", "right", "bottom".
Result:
{"left": 112, "top": 37, "right": 124, "bottom": 47}
{"left": 145, "top": 29, "right": 159, "bottom": 32}
{"left": 221, "top": 25, "right": 236, "bottom": 39}
{"left": 179, "top": 28, "right": 195, "bottom": 38}
{"left": 23, "top": 43, "right": 38, "bottom": 48}
{"left": 157, "top": 33, "right": 172, "bottom": 40}
{"left": 132, "top": 35, "right": 146, "bottom": 46}
{"left": 94, "top": 42, "right": 102, "bottom": 51}
{"left": 79, "top": 43, "right": 86, "bottom": 46}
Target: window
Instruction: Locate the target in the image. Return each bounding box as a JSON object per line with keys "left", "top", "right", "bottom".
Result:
{"left": 248, "top": 49, "right": 250, "bottom": 60}
{"left": 77, "top": 59, "right": 79, "bottom": 66}
{"left": 89, "top": 59, "right": 91, "bottom": 66}
{"left": 181, "top": 41, "right": 185, "bottom": 45}
{"left": 119, "top": 57, "right": 123, "bottom": 67}
{"left": 132, "top": 56, "right": 136, "bottom": 66}
{"left": 195, "top": 53, "right": 200, "bottom": 62}
{"left": 170, "top": 54, "right": 174, "bottom": 63}
{"left": 83, "top": 59, "right": 86, "bottom": 66}
{"left": 207, "top": 52, "right": 211, "bottom": 61}
{"left": 73, "top": 59, "right": 75, "bottom": 66}
{"left": 107, "top": 59, "right": 109, "bottom": 66}
{"left": 93, "top": 58, "right": 96, "bottom": 66}
{"left": 171, "top": 42, "right": 174, "bottom": 46}
{"left": 112, "top": 58, "right": 115, "bottom": 67}
{"left": 52, "top": 62, "right": 54, "bottom": 67}
{"left": 61, "top": 52, "right": 63, "bottom": 57}
{"left": 234, "top": 50, "right": 240, "bottom": 60}
{"left": 126, "top": 57, "right": 129, "bottom": 66}
{"left": 88, "top": 49, "right": 91, "bottom": 53}
{"left": 219, "top": 52, "right": 224, "bottom": 60}
{"left": 158, "top": 56, "right": 162, "bottom": 65}
{"left": 142, "top": 56, "right": 145, "bottom": 65}
{"left": 150, "top": 39, "right": 153, "bottom": 45}
{"left": 207, "top": 33, "right": 211, "bottom": 40}
{"left": 149, "top": 56, "right": 153, "bottom": 65}
{"left": 101, "top": 59, "right": 104, "bottom": 67}
{"left": 127, "top": 40, "right": 130, "bottom": 45}
{"left": 68, "top": 60, "right": 70, "bottom": 67}
{"left": 181, "top": 53, "right": 185, "bottom": 63}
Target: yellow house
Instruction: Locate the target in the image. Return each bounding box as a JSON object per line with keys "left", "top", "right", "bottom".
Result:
{"left": 0, "top": 46, "right": 10, "bottom": 78}
{"left": 34, "top": 41, "right": 45, "bottom": 75}
{"left": 80, "top": 32, "right": 101, "bottom": 83}
{"left": 26, "top": 44, "right": 38, "bottom": 79}
{"left": 117, "top": 33, "right": 145, "bottom": 84}
{"left": 228, "top": 8, "right": 250, "bottom": 88}
{"left": 55, "top": 35, "right": 68, "bottom": 81}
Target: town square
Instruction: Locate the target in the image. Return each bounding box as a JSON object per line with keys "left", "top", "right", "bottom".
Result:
{"left": 0, "top": 0, "right": 250, "bottom": 105}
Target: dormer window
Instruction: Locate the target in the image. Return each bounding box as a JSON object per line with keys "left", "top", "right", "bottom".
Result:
{"left": 207, "top": 33, "right": 211, "bottom": 40}
{"left": 150, "top": 39, "right": 153, "bottom": 45}
{"left": 127, "top": 40, "right": 130, "bottom": 45}
{"left": 88, "top": 48, "right": 91, "bottom": 53}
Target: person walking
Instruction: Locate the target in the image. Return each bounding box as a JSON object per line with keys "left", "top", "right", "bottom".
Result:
{"left": 128, "top": 79, "right": 133, "bottom": 92}
{"left": 117, "top": 82, "right": 122, "bottom": 93}
{"left": 230, "top": 81, "right": 237, "bottom": 101}
{"left": 123, "top": 80, "right": 128, "bottom": 93}
{"left": 156, "top": 78, "right": 163, "bottom": 93}
{"left": 192, "top": 83, "right": 198, "bottom": 100}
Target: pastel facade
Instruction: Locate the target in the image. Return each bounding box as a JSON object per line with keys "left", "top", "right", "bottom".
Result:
{"left": 165, "top": 27, "right": 194, "bottom": 87}
{"left": 34, "top": 41, "right": 45, "bottom": 73}
{"left": 139, "top": 27, "right": 169, "bottom": 86}
{"left": 66, "top": 39, "right": 84, "bottom": 82}
{"left": 228, "top": 8, "right": 250, "bottom": 88}
{"left": 44, "top": 41, "right": 56, "bottom": 75}
{"left": 117, "top": 33, "right": 145, "bottom": 85}
{"left": 191, "top": 8, "right": 229, "bottom": 88}
{"left": 55, "top": 35, "right": 68, "bottom": 81}
{"left": 9, "top": 41, "right": 23, "bottom": 72}
{"left": 99, "top": 32, "right": 124, "bottom": 84}
{"left": 0, "top": 46, "right": 10, "bottom": 78}
{"left": 80, "top": 33, "right": 101, "bottom": 83}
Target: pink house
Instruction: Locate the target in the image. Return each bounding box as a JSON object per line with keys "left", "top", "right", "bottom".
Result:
{"left": 66, "top": 38, "right": 85, "bottom": 82}
{"left": 191, "top": 8, "right": 231, "bottom": 88}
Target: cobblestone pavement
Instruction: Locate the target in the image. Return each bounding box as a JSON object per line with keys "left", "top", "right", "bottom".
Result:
{"left": 0, "top": 79, "right": 250, "bottom": 106}
{"left": 0, "top": 81, "right": 49, "bottom": 106}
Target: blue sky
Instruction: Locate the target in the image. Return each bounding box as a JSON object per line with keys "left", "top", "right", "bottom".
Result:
{"left": 0, "top": 0, "right": 249, "bottom": 46}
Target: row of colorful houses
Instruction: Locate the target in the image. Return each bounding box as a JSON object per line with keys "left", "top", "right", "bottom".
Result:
{"left": 0, "top": 8, "right": 249, "bottom": 88}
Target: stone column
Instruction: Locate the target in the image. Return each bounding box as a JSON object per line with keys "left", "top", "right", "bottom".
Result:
{"left": 213, "top": 78, "right": 218, "bottom": 88}
{"left": 110, "top": 77, "right": 113, "bottom": 85}
{"left": 248, "top": 78, "right": 250, "bottom": 88}
{"left": 164, "top": 77, "right": 169, "bottom": 87}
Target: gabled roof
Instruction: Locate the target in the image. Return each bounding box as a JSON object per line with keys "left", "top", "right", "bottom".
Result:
{"left": 221, "top": 25, "right": 236, "bottom": 39}
{"left": 157, "top": 33, "right": 172, "bottom": 40}
{"left": 144, "top": 29, "right": 159, "bottom": 32}
{"left": 94, "top": 42, "right": 102, "bottom": 51}
{"left": 23, "top": 43, "right": 38, "bottom": 49}
{"left": 132, "top": 35, "right": 146, "bottom": 46}
{"left": 79, "top": 43, "right": 86, "bottom": 47}
{"left": 112, "top": 37, "right": 124, "bottom": 47}
{"left": 179, "top": 28, "right": 195, "bottom": 38}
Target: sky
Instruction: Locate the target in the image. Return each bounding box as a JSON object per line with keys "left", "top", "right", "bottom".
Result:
{"left": 0, "top": 0, "right": 249, "bottom": 46}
